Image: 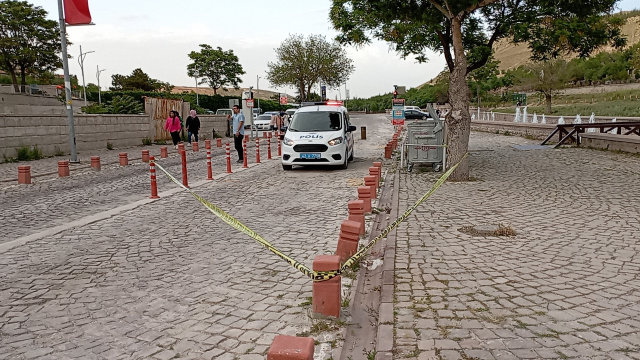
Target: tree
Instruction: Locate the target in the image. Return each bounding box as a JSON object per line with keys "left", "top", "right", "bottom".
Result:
{"left": 187, "top": 44, "right": 245, "bottom": 95}
{"left": 81, "top": 95, "right": 143, "bottom": 114}
{"left": 330, "top": 0, "right": 626, "bottom": 180}
{"left": 266, "top": 34, "right": 355, "bottom": 102}
{"left": 110, "top": 68, "right": 172, "bottom": 92}
{"left": 0, "top": 0, "right": 63, "bottom": 93}
{"left": 512, "top": 60, "right": 570, "bottom": 113}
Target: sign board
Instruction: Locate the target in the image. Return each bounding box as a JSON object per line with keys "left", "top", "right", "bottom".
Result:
{"left": 279, "top": 94, "right": 287, "bottom": 105}
{"left": 242, "top": 91, "right": 253, "bottom": 100}
{"left": 345, "top": 89, "right": 350, "bottom": 99}
{"left": 392, "top": 98, "right": 405, "bottom": 107}
{"left": 396, "top": 86, "right": 406, "bottom": 95}
{"left": 229, "top": 99, "right": 239, "bottom": 109}
{"left": 393, "top": 119, "right": 405, "bottom": 126}
{"left": 321, "top": 86, "right": 327, "bottom": 100}
{"left": 246, "top": 99, "right": 254, "bottom": 108}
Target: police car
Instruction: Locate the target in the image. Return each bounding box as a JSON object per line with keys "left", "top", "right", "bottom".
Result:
{"left": 281, "top": 101, "right": 356, "bottom": 170}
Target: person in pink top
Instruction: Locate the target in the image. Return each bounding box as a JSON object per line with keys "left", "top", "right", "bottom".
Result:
{"left": 164, "top": 110, "right": 182, "bottom": 149}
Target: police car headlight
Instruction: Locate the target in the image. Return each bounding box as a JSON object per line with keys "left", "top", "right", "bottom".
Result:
{"left": 328, "top": 137, "right": 343, "bottom": 146}
{"left": 284, "top": 137, "right": 295, "bottom": 146}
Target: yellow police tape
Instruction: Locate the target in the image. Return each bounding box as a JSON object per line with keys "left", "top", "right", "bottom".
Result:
{"left": 153, "top": 152, "right": 468, "bottom": 281}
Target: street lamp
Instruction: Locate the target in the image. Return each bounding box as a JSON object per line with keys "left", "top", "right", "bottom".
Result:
{"left": 78, "top": 45, "right": 94, "bottom": 106}
{"left": 257, "top": 75, "right": 261, "bottom": 112}
{"left": 195, "top": 77, "right": 199, "bottom": 107}
{"left": 96, "top": 66, "right": 105, "bottom": 104}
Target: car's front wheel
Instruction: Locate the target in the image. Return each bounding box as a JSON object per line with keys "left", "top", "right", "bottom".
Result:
{"left": 340, "top": 151, "right": 348, "bottom": 170}
{"left": 282, "top": 164, "right": 292, "bottom": 171}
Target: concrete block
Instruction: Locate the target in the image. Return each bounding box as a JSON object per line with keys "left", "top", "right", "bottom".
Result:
{"left": 267, "top": 335, "right": 314, "bottom": 360}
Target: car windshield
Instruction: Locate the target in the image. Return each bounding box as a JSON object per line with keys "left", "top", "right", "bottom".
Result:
{"left": 216, "top": 110, "right": 231, "bottom": 115}
{"left": 288, "top": 111, "right": 342, "bottom": 132}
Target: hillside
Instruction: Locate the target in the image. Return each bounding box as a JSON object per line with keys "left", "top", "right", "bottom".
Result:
{"left": 171, "top": 86, "right": 290, "bottom": 101}
{"left": 494, "top": 14, "right": 640, "bottom": 71}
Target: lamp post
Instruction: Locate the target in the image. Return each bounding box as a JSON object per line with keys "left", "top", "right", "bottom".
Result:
{"left": 195, "top": 77, "right": 199, "bottom": 106}
{"left": 78, "top": 45, "right": 94, "bottom": 106}
{"left": 96, "top": 66, "right": 105, "bottom": 104}
{"left": 56, "top": 0, "right": 77, "bottom": 162}
{"left": 256, "top": 75, "right": 261, "bottom": 112}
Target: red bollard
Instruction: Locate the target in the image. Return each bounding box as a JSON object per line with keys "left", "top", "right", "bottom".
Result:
{"left": 348, "top": 200, "right": 365, "bottom": 235}
{"left": 216, "top": 138, "right": 222, "bottom": 147}
{"left": 149, "top": 156, "right": 159, "bottom": 199}
{"left": 243, "top": 141, "right": 248, "bottom": 168}
{"left": 142, "top": 150, "right": 150, "bottom": 163}
{"left": 256, "top": 138, "right": 261, "bottom": 164}
{"left": 206, "top": 147, "right": 213, "bottom": 180}
{"left": 369, "top": 166, "right": 381, "bottom": 183}
{"left": 373, "top": 161, "right": 382, "bottom": 171}
{"left": 384, "top": 144, "right": 392, "bottom": 159}
{"left": 58, "top": 160, "right": 70, "bottom": 177}
{"left": 91, "top": 156, "right": 101, "bottom": 171}
{"left": 178, "top": 143, "right": 185, "bottom": 152}
{"left": 336, "top": 220, "right": 362, "bottom": 263}
{"left": 160, "top": 147, "right": 168, "bottom": 158}
{"left": 313, "top": 255, "right": 341, "bottom": 318}
{"left": 226, "top": 143, "right": 232, "bottom": 174}
{"left": 192, "top": 141, "right": 199, "bottom": 152}
{"left": 267, "top": 335, "right": 314, "bottom": 360}
{"left": 18, "top": 166, "right": 31, "bottom": 184}
{"left": 364, "top": 175, "right": 378, "bottom": 198}
{"left": 358, "top": 186, "right": 372, "bottom": 213}
{"left": 263, "top": 131, "right": 267, "bottom": 139}
{"left": 277, "top": 136, "right": 282, "bottom": 157}
{"left": 267, "top": 136, "right": 272, "bottom": 160}
{"left": 180, "top": 150, "right": 189, "bottom": 188}
{"left": 119, "top": 153, "right": 128, "bottom": 166}
{"left": 205, "top": 139, "right": 211, "bottom": 149}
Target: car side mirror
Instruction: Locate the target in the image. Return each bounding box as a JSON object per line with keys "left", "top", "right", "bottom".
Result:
{"left": 348, "top": 125, "right": 357, "bottom": 132}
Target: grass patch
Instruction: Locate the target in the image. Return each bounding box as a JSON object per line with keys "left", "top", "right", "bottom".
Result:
{"left": 142, "top": 137, "right": 153, "bottom": 146}
{"left": 14, "top": 145, "right": 44, "bottom": 161}
{"left": 54, "top": 146, "right": 65, "bottom": 157}
{"left": 155, "top": 139, "right": 167, "bottom": 145}
{"left": 342, "top": 297, "right": 350, "bottom": 308}
{"left": 493, "top": 223, "right": 517, "bottom": 237}
{"left": 299, "top": 297, "right": 312, "bottom": 307}
{"left": 107, "top": 142, "right": 114, "bottom": 150}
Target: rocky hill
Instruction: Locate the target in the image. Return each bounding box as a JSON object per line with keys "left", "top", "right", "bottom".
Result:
{"left": 494, "top": 15, "right": 640, "bottom": 71}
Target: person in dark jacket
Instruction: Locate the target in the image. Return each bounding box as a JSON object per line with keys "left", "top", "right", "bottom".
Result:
{"left": 185, "top": 110, "right": 201, "bottom": 145}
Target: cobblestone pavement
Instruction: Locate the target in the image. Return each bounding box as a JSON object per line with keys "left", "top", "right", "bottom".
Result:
{"left": 0, "top": 114, "right": 393, "bottom": 359}
{"left": 391, "top": 131, "right": 640, "bottom": 359}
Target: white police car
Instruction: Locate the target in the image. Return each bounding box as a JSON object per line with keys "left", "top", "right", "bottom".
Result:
{"left": 281, "top": 101, "right": 356, "bottom": 170}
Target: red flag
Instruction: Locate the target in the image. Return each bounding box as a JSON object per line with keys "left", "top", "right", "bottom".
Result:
{"left": 64, "top": 0, "right": 92, "bottom": 25}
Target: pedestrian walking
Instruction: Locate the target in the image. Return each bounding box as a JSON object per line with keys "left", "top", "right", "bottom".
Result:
{"left": 228, "top": 105, "right": 245, "bottom": 162}
{"left": 186, "top": 110, "right": 201, "bottom": 145}
{"left": 270, "top": 112, "right": 279, "bottom": 131}
{"left": 164, "top": 110, "right": 182, "bottom": 149}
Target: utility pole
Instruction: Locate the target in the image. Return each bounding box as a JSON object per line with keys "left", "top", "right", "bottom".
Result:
{"left": 96, "top": 66, "right": 105, "bottom": 104}
{"left": 195, "top": 77, "right": 199, "bottom": 106}
{"left": 256, "top": 75, "right": 261, "bottom": 112}
{"left": 78, "top": 45, "right": 94, "bottom": 106}
{"left": 57, "top": 0, "right": 78, "bottom": 162}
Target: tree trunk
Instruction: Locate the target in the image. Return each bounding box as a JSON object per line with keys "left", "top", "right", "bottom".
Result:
{"left": 9, "top": 69, "right": 19, "bottom": 93}
{"left": 445, "top": 17, "right": 471, "bottom": 181}
{"left": 545, "top": 93, "right": 552, "bottom": 114}
{"left": 299, "top": 80, "right": 305, "bottom": 102}
{"left": 20, "top": 65, "right": 27, "bottom": 94}
{"left": 213, "top": 87, "right": 217, "bottom": 95}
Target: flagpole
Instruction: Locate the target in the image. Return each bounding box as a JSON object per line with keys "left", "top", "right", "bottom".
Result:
{"left": 57, "top": 0, "right": 78, "bottom": 163}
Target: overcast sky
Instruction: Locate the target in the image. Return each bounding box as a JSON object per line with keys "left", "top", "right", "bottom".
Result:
{"left": 29, "top": 0, "right": 638, "bottom": 99}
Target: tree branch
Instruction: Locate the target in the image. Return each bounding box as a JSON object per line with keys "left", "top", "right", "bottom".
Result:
{"left": 466, "top": 0, "right": 500, "bottom": 14}
{"left": 428, "top": 0, "right": 452, "bottom": 18}
{"left": 466, "top": 24, "right": 503, "bottom": 74}
{"left": 435, "top": 29, "right": 454, "bottom": 72}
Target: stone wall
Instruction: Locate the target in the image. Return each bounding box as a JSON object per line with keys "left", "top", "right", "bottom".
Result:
{"left": 199, "top": 115, "right": 229, "bottom": 137}
{"left": 1, "top": 114, "right": 152, "bottom": 158}
{"left": 470, "top": 120, "right": 556, "bottom": 140}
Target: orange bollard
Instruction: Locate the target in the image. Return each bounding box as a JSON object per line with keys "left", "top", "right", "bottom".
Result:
{"left": 312, "top": 255, "right": 341, "bottom": 318}
{"left": 91, "top": 156, "right": 101, "bottom": 170}
{"left": 226, "top": 143, "right": 232, "bottom": 173}
{"left": 348, "top": 200, "right": 365, "bottom": 235}
{"left": 149, "top": 157, "right": 159, "bottom": 199}
{"left": 267, "top": 135, "right": 272, "bottom": 160}
{"left": 180, "top": 150, "right": 189, "bottom": 188}
{"left": 267, "top": 335, "right": 314, "bottom": 360}
{"left": 277, "top": 136, "right": 282, "bottom": 157}
{"left": 119, "top": 153, "right": 128, "bottom": 166}
{"left": 373, "top": 161, "right": 382, "bottom": 171}
{"left": 216, "top": 138, "right": 222, "bottom": 147}
{"left": 263, "top": 131, "right": 267, "bottom": 139}
{"left": 358, "top": 186, "right": 372, "bottom": 213}
{"left": 192, "top": 141, "right": 199, "bottom": 152}
{"left": 370, "top": 166, "right": 381, "bottom": 182}
{"left": 58, "top": 160, "right": 70, "bottom": 177}
{"left": 142, "top": 150, "right": 150, "bottom": 163}
{"left": 364, "top": 175, "right": 378, "bottom": 198}
{"left": 178, "top": 143, "right": 185, "bottom": 152}
{"left": 243, "top": 141, "right": 248, "bottom": 168}
{"left": 384, "top": 144, "right": 392, "bottom": 159}
{"left": 336, "top": 220, "right": 362, "bottom": 263}
{"left": 205, "top": 139, "right": 211, "bottom": 149}
{"left": 206, "top": 147, "right": 213, "bottom": 180}
{"left": 160, "top": 147, "right": 168, "bottom": 158}
{"left": 18, "top": 166, "right": 31, "bottom": 184}
{"left": 256, "top": 138, "right": 261, "bottom": 164}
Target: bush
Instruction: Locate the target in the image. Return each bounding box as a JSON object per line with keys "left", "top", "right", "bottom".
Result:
{"left": 82, "top": 95, "right": 143, "bottom": 114}
{"left": 15, "top": 145, "right": 44, "bottom": 161}
{"left": 142, "top": 137, "right": 152, "bottom": 146}
{"left": 107, "top": 142, "right": 114, "bottom": 150}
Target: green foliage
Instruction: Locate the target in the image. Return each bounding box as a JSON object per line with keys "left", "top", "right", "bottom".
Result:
{"left": 106, "top": 142, "right": 113, "bottom": 150}
{"left": 82, "top": 95, "right": 143, "bottom": 114}
{"left": 142, "top": 137, "right": 152, "bottom": 146}
{"left": 0, "top": 0, "right": 63, "bottom": 93}
{"left": 267, "top": 34, "right": 355, "bottom": 101}
{"left": 187, "top": 45, "right": 245, "bottom": 95}
{"left": 110, "top": 68, "right": 172, "bottom": 92}
{"left": 15, "top": 145, "right": 43, "bottom": 161}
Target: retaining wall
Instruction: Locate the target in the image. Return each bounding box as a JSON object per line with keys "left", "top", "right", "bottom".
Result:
{"left": 471, "top": 120, "right": 556, "bottom": 140}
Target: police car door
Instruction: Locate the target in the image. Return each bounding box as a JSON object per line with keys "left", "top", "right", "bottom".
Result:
{"left": 344, "top": 111, "right": 354, "bottom": 153}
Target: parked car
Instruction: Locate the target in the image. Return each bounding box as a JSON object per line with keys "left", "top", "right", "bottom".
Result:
{"left": 252, "top": 108, "right": 262, "bottom": 120}
{"left": 404, "top": 106, "right": 421, "bottom": 111}
{"left": 216, "top": 108, "right": 232, "bottom": 116}
{"left": 405, "top": 110, "right": 433, "bottom": 120}
{"left": 253, "top": 114, "right": 272, "bottom": 130}
{"left": 281, "top": 101, "right": 355, "bottom": 170}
